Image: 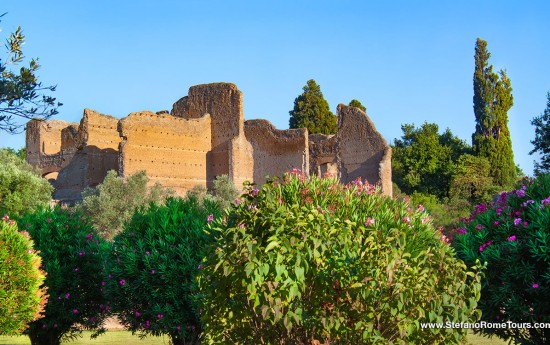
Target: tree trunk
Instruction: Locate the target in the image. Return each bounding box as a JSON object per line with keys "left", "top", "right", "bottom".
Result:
{"left": 28, "top": 330, "right": 61, "bottom": 345}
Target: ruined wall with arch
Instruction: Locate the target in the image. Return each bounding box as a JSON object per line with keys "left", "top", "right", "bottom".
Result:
{"left": 27, "top": 82, "right": 392, "bottom": 201}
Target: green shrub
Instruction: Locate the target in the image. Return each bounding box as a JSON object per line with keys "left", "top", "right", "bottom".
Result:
{"left": 454, "top": 174, "right": 550, "bottom": 344}
{"left": 20, "top": 207, "right": 110, "bottom": 345}
{"left": 212, "top": 174, "right": 239, "bottom": 209}
{"left": 106, "top": 196, "right": 222, "bottom": 345}
{"left": 0, "top": 215, "right": 47, "bottom": 335}
{"left": 78, "top": 170, "right": 173, "bottom": 240}
{"left": 0, "top": 149, "right": 52, "bottom": 218}
{"left": 198, "top": 171, "right": 482, "bottom": 344}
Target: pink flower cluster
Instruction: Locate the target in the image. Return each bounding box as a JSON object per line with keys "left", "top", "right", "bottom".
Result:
{"left": 479, "top": 240, "right": 492, "bottom": 252}
{"left": 1, "top": 214, "right": 15, "bottom": 225}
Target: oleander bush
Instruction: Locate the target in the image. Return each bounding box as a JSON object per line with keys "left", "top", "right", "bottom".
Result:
{"left": 198, "top": 171, "right": 482, "bottom": 345}
{"left": 0, "top": 215, "right": 47, "bottom": 335}
{"left": 454, "top": 174, "right": 550, "bottom": 345}
{"left": 106, "top": 196, "right": 222, "bottom": 345}
{"left": 19, "top": 207, "right": 110, "bottom": 345}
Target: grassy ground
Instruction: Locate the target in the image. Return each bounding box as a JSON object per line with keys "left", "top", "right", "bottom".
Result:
{"left": 0, "top": 331, "right": 511, "bottom": 344}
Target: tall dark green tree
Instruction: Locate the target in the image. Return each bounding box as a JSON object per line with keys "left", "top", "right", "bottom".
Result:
{"left": 472, "top": 38, "right": 516, "bottom": 188}
{"left": 348, "top": 99, "right": 366, "bottom": 112}
{"left": 529, "top": 92, "right": 550, "bottom": 175}
{"left": 289, "top": 79, "right": 337, "bottom": 135}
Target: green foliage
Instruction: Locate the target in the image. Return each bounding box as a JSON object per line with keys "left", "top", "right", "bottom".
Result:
{"left": 289, "top": 79, "right": 337, "bottom": 135}
{"left": 0, "top": 215, "right": 46, "bottom": 335}
{"left": 450, "top": 154, "right": 496, "bottom": 207}
{"left": 0, "top": 148, "right": 53, "bottom": 218}
{"left": 198, "top": 172, "right": 482, "bottom": 344}
{"left": 19, "top": 207, "right": 110, "bottom": 345}
{"left": 212, "top": 174, "right": 239, "bottom": 209}
{"left": 0, "top": 14, "right": 61, "bottom": 134}
{"left": 392, "top": 122, "right": 471, "bottom": 200}
{"left": 78, "top": 170, "right": 173, "bottom": 241}
{"left": 454, "top": 174, "right": 550, "bottom": 344}
{"left": 407, "top": 192, "right": 462, "bottom": 231}
{"left": 348, "top": 99, "right": 366, "bottom": 112}
{"left": 106, "top": 196, "right": 223, "bottom": 345}
{"left": 472, "top": 38, "right": 516, "bottom": 189}
{"left": 530, "top": 92, "right": 550, "bottom": 176}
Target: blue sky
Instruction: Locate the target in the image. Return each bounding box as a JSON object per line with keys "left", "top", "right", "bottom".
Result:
{"left": 1, "top": 1, "right": 548, "bottom": 175}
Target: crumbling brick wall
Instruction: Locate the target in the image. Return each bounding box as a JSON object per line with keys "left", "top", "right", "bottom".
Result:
{"left": 26, "top": 119, "right": 78, "bottom": 177}
{"left": 244, "top": 120, "right": 308, "bottom": 185}
{"left": 27, "top": 82, "right": 392, "bottom": 201}
{"left": 171, "top": 83, "right": 244, "bottom": 187}
{"left": 308, "top": 133, "right": 338, "bottom": 177}
{"left": 52, "top": 109, "right": 120, "bottom": 200}
{"left": 336, "top": 104, "right": 392, "bottom": 196}
{"left": 118, "top": 111, "right": 212, "bottom": 195}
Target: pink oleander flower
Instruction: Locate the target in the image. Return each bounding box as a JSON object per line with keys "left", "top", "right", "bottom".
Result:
{"left": 151, "top": 269, "right": 155, "bottom": 274}
{"left": 402, "top": 216, "right": 410, "bottom": 223}
{"left": 421, "top": 217, "right": 429, "bottom": 224}
{"left": 514, "top": 218, "right": 522, "bottom": 226}
{"left": 72, "top": 309, "right": 78, "bottom": 314}
{"left": 458, "top": 228, "right": 467, "bottom": 235}
{"left": 496, "top": 208, "right": 503, "bottom": 216}
{"left": 135, "top": 311, "right": 141, "bottom": 317}
{"left": 516, "top": 189, "right": 526, "bottom": 198}
{"left": 250, "top": 188, "right": 260, "bottom": 197}
{"left": 234, "top": 198, "right": 241, "bottom": 205}
{"left": 507, "top": 235, "right": 516, "bottom": 241}
{"left": 207, "top": 214, "right": 214, "bottom": 223}
{"left": 533, "top": 283, "right": 539, "bottom": 289}
{"left": 479, "top": 240, "right": 492, "bottom": 252}
{"left": 417, "top": 204, "right": 425, "bottom": 212}
{"left": 494, "top": 221, "right": 500, "bottom": 226}
{"left": 523, "top": 221, "right": 529, "bottom": 228}
{"left": 476, "top": 224, "right": 485, "bottom": 230}
{"left": 365, "top": 217, "right": 375, "bottom": 226}
{"left": 65, "top": 293, "right": 70, "bottom": 299}
{"left": 157, "top": 313, "right": 163, "bottom": 319}
{"left": 119, "top": 279, "right": 126, "bottom": 285}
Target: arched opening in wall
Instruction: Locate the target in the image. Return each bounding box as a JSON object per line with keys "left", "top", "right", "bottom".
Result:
{"left": 319, "top": 162, "right": 338, "bottom": 178}
{"left": 43, "top": 172, "right": 59, "bottom": 184}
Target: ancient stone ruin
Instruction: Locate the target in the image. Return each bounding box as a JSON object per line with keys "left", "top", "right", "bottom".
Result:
{"left": 26, "top": 82, "right": 392, "bottom": 201}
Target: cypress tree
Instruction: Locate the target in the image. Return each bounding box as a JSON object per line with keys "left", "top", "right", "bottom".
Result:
{"left": 472, "top": 38, "right": 516, "bottom": 188}
{"left": 529, "top": 92, "right": 550, "bottom": 175}
{"left": 289, "top": 79, "right": 337, "bottom": 135}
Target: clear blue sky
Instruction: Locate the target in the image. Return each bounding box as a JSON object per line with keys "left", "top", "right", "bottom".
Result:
{"left": 1, "top": 1, "right": 548, "bottom": 175}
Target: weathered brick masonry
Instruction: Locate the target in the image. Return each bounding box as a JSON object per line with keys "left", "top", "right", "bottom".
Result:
{"left": 26, "top": 82, "right": 392, "bottom": 201}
